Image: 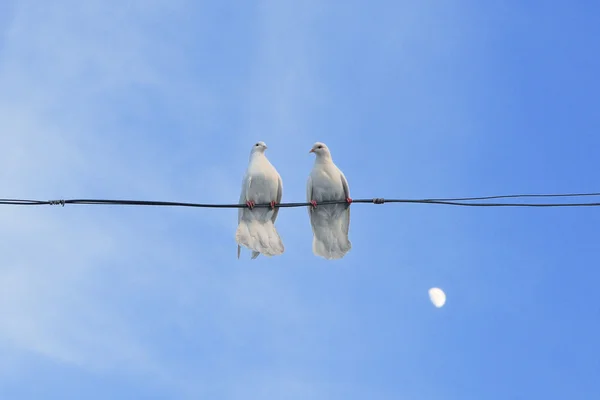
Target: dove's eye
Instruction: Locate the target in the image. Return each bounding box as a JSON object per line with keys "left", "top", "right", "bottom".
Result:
{"left": 318, "top": 145, "right": 323, "bottom": 149}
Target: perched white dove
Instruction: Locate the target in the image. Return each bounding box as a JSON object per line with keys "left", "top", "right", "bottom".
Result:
{"left": 306, "top": 142, "right": 352, "bottom": 259}
{"left": 236, "top": 141, "right": 284, "bottom": 259}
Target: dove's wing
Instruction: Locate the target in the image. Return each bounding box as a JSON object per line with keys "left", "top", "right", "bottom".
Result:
{"left": 340, "top": 171, "right": 350, "bottom": 199}
{"left": 238, "top": 175, "right": 247, "bottom": 224}
{"left": 306, "top": 174, "right": 314, "bottom": 219}
{"left": 271, "top": 173, "right": 283, "bottom": 223}
{"left": 237, "top": 174, "right": 248, "bottom": 259}
{"left": 340, "top": 171, "right": 351, "bottom": 235}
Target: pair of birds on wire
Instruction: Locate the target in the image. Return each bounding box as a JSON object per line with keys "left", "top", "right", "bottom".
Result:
{"left": 236, "top": 141, "right": 352, "bottom": 260}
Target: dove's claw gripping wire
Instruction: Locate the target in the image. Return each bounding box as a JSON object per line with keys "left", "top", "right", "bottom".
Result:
{"left": 246, "top": 200, "right": 255, "bottom": 209}
{"left": 346, "top": 197, "right": 353, "bottom": 204}
{"left": 310, "top": 200, "right": 318, "bottom": 209}
{"left": 269, "top": 201, "right": 276, "bottom": 209}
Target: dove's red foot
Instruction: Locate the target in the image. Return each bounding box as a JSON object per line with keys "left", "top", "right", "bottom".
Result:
{"left": 346, "top": 197, "right": 353, "bottom": 204}
{"left": 310, "top": 200, "right": 318, "bottom": 208}
{"left": 269, "top": 201, "right": 276, "bottom": 209}
{"left": 246, "top": 200, "right": 255, "bottom": 209}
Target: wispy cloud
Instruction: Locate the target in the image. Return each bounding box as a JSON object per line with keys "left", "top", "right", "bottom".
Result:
{"left": 0, "top": 0, "right": 329, "bottom": 390}
{"left": 0, "top": 0, "right": 200, "bottom": 380}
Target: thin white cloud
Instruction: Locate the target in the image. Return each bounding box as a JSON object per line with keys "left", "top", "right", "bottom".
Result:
{"left": 0, "top": 0, "right": 196, "bottom": 378}
{"left": 0, "top": 1, "right": 325, "bottom": 388}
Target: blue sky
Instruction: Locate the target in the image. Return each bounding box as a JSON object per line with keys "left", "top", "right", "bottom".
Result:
{"left": 1, "top": 1, "right": 599, "bottom": 399}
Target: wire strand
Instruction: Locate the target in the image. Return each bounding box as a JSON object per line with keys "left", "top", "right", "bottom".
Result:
{"left": 1, "top": 192, "right": 600, "bottom": 209}
{"left": 421, "top": 192, "right": 600, "bottom": 202}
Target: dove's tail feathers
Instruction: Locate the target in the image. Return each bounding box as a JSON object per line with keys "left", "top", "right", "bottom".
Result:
{"left": 237, "top": 245, "right": 241, "bottom": 259}
{"left": 235, "top": 219, "right": 284, "bottom": 257}
{"left": 312, "top": 229, "right": 351, "bottom": 259}
{"left": 311, "top": 207, "right": 351, "bottom": 260}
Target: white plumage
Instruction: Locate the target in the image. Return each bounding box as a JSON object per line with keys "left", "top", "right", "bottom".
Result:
{"left": 306, "top": 142, "right": 352, "bottom": 259}
{"left": 235, "top": 141, "right": 284, "bottom": 259}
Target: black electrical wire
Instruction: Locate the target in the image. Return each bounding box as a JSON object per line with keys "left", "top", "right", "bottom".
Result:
{"left": 421, "top": 192, "right": 600, "bottom": 202}
{"left": 1, "top": 192, "right": 600, "bottom": 208}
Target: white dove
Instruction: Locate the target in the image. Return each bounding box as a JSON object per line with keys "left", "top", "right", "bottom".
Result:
{"left": 236, "top": 141, "right": 285, "bottom": 259}
{"left": 306, "top": 142, "right": 352, "bottom": 259}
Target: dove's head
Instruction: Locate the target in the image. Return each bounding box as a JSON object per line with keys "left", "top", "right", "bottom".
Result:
{"left": 251, "top": 141, "right": 268, "bottom": 154}
{"left": 309, "top": 142, "right": 331, "bottom": 159}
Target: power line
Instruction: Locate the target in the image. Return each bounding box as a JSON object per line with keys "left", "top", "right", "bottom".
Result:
{"left": 419, "top": 192, "right": 600, "bottom": 202}
{"left": 1, "top": 192, "right": 600, "bottom": 209}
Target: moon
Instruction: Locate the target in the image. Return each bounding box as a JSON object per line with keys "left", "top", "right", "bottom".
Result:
{"left": 428, "top": 287, "right": 446, "bottom": 308}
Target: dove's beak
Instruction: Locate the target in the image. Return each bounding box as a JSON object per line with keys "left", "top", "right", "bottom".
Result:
{"left": 309, "top": 148, "right": 314, "bottom": 153}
